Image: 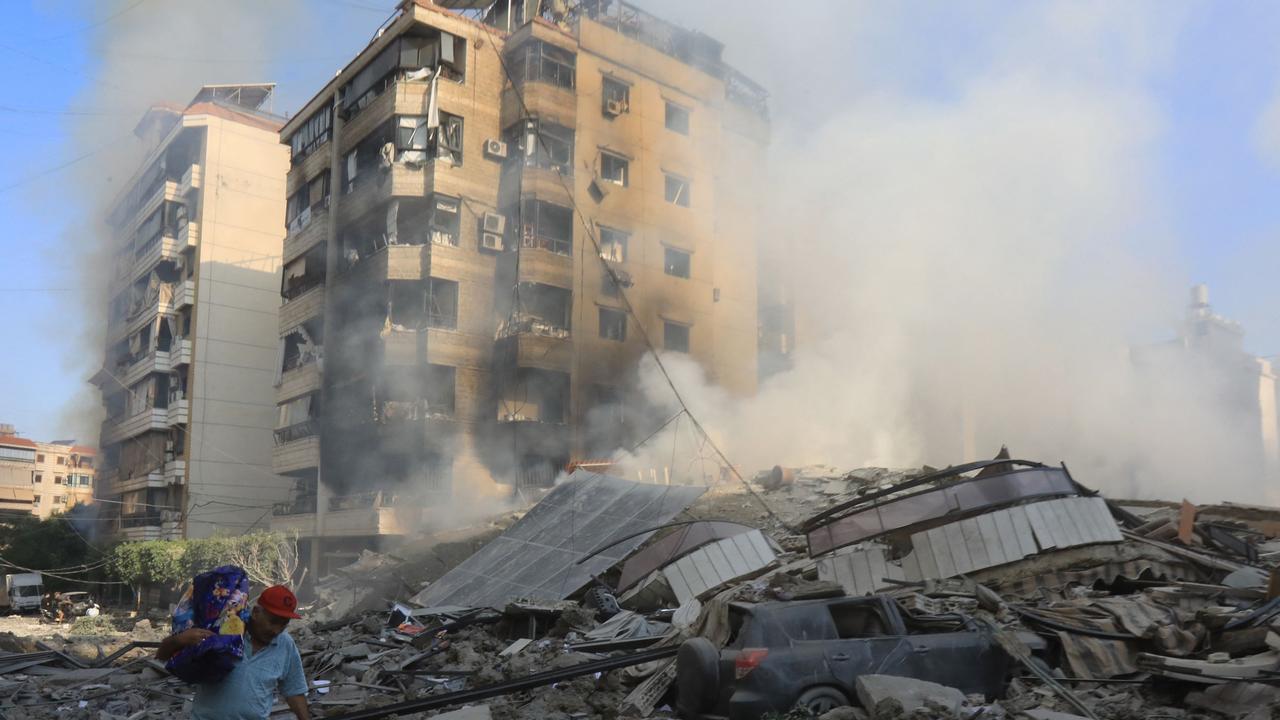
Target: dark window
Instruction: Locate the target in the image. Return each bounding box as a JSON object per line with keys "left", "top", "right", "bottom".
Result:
{"left": 599, "top": 308, "right": 626, "bottom": 341}
{"left": 428, "top": 278, "right": 459, "bottom": 329}
{"left": 33, "top": 475, "right": 41, "bottom": 483}
{"left": 32, "top": 495, "right": 40, "bottom": 504}
{"left": 290, "top": 107, "right": 332, "bottom": 164}
{"left": 521, "top": 199, "right": 573, "bottom": 255}
{"left": 394, "top": 112, "right": 463, "bottom": 165}
{"left": 829, "top": 603, "right": 893, "bottom": 639}
{"left": 600, "top": 152, "right": 628, "bottom": 186}
{"left": 510, "top": 40, "right": 576, "bottom": 89}
{"left": 54, "top": 476, "right": 62, "bottom": 485}
{"left": 602, "top": 77, "right": 630, "bottom": 115}
{"left": 598, "top": 226, "right": 628, "bottom": 262}
{"left": 55, "top": 456, "right": 64, "bottom": 465}
{"left": 665, "top": 101, "right": 690, "bottom": 134}
{"left": 429, "top": 195, "right": 461, "bottom": 246}
{"left": 664, "top": 321, "right": 690, "bottom": 353}
{"left": 287, "top": 174, "right": 330, "bottom": 232}
{"left": 664, "top": 247, "right": 691, "bottom": 278}
{"left": 664, "top": 174, "right": 690, "bottom": 207}
{"left": 601, "top": 269, "right": 620, "bottom": 298}
{"left": 35, "top": 454, "right": 44, "bottom": 463}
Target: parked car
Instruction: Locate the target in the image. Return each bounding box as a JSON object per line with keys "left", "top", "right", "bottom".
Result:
{"left": 675, "top": 595, "right": 1013, "bottom": 719}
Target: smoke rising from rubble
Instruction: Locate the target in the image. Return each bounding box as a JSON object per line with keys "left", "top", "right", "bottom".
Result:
{"left": 623, "top": 0, "right": 1280, "bottom": 505}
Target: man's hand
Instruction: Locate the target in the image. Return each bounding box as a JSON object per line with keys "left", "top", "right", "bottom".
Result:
{"left": 156, "top": 628, "right": 214, "bottom": 661}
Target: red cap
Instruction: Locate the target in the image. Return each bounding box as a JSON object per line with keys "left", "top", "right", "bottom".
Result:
{"left": 258, "top": 585, "right": 302, "bottom": 619}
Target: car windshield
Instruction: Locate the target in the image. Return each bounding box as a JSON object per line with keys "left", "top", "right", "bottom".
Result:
{"left": 13, "top": 585, "right": 41, "bottom": 597}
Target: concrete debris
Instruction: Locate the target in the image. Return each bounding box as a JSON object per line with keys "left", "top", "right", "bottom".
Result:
{"left": 6, "top": 457, "right": 1280, "bottom": 719}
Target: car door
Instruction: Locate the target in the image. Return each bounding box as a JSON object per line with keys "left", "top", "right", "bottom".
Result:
{"left": 822, "top": 600, "right": 918, "bottom": 692}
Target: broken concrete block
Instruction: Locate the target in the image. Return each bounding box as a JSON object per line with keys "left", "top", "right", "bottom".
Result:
{"left": 431, "top": 706, "right": 491, "bottom": 720}
{"left": 854, "top": 674, "right": 964, "bottom": 715}
{"left": 1023, "top": 710, "right": 1091, "bottom": 720}
{"left": 818, "top": 707, "right": 867, "bottom": 720}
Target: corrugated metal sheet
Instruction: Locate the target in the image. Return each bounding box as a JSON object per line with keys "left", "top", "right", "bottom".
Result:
{"left": 664, "top": 530, "right": 777, "bottom": 604}
{"left": 412, "top": 473, "right": 706, "bottom": 609}
{"left": 819, "top": 497, "right": 1123, "bottom": 595}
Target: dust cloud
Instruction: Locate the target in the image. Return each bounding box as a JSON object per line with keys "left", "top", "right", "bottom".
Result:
{"left": 623, "top": 1, "right": 1280, "bottom": 505}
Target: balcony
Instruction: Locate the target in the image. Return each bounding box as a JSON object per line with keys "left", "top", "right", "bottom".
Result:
{"left": 495, "top": 330, "right": 573, "bottom": 373}
{"left": 179, "top": 221, "right": 200, "bottom": 248}
{"left": 114, "top": 348, "right": 172, "bottom": 389}
{"left": 167, "top": 398, "right": 189, "bottom": 426}
{"left": 283, "top": 207, "right": 329, "bottom": 264}
{"left": 278, "top": 362, "right": 323, "bottom": 403}
{"left": 497, "top": 244, "right": 573, "bottom": 289}
{"left": 122, "top": 235, "right": 181, "bottom": 288}
{"left": 341, "top": 244, "right": 427, "bottom": 283}
{"left": 121, "top": 179, "right": 181, "bottom": 241}
{"left": 172, "top": 279, "right": 195, "bottom": 308}
{"left": 325, "top": 492, "right": 422, "bottom": 537}
{"left": 172, "top": 338, "right": 192, "bottom": 366}
{"left": 270, "top": 495, "right": 318, "bottom": 536}
{"left": 111, "top": 468, "right": 167, "bottom": 495}
{"left": 177, "top": 163, "right": 203, "bottom": 196}
{"left": 272, "top": 421, "right": 320, "bottom": 475}
{"left": 119, "top": 524, "right": 165, "bottom": 542}
{"left": 165, "top": 460, "right": 186, "bottom": 484}
{"left": 100, "top": 408, "right": 168, "bottom": 446}
{"left": 500, "top": 82, "right": 576, "bottom": 130}
{"left": 280, "top": 284, "right": 324, "bottom": 329}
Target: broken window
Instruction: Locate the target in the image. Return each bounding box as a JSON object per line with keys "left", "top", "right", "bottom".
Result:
{"left": 598, "top": 226, "right": 628, "bottom": 262}
{"left": 394, "top": 112, "right": 461, "bottom": 166}
{"left": 281, "top": 244, "right": 326, "bottom": 300}
{"left": 429, "top": 195, "right": 460, "bottom": 247}
{"left": 389, "top": 281, "right": 427, "bottom": 329}
{"left": 509, "top": 282, "right": 571, "bottom": 337}
{"left": 290, "top": 107, "right": 332, "bottom": 165}
{"left": 521, "top": 199, "right": 573, "bottom": 255}
{"left": 664, "top": 247, "right": 691, "bottom": 278}
{"left": 438, "top": 112, "right": 464, "bottom": 164}
{"left": 599, "top": 308, "right": 626, "bottom": 341}
{"left": 428, "top": 278, "right": 459, "bottom": 329}
{"left": 510, "top": 40, "right": 576, "bottom": 89}
{"left": 275, "top": 394, "right": 320, "bottom": 444}
{"left": 602, "top": 77, "right": 630, "bottom": 115}
{"left": 599, "top": 151, "right": 629, "bottom": 186}
{"left": 280, "top": 319, "right": 323, "bottom": 373}
{"left": 664, "top": 321, "right": 690, "bottom": 353}
{"left": 664, "top": 173, "right": 691, "bottom": 207}
{"left": 341, "top": 31, "right": 466, "bottom": 118}
{"left": 665, "top": 101, "right": 690, "bottom": 135}
{"left": 378, "top": 364, "right": 455, "bottom": 421}
{"left": 829, "top": 603, "right": 892, "bottom": 639}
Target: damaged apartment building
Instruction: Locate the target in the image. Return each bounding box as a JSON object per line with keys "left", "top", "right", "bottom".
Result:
{"left": 270, "top": 0, "right": 770, "bottom": 574}
{"left": 92, "top": 85, "right": 292, "bottom": 540}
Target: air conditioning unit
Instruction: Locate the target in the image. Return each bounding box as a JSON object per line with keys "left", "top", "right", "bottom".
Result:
{"left": 481, "top": 233, "right": 504, "bottom": 251}
{"left": 605, "top": 99, "right": 627, "bottom": 117}
{"left": 484, "top": 139, "right": 508, "bottom": 159}
{"left": 482, "top": 211, "right": 507, "bottom": 235}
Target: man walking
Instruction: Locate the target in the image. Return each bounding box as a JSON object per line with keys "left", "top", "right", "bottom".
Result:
{"left": 158, "top": 585, "right": 310, "bottom": 719}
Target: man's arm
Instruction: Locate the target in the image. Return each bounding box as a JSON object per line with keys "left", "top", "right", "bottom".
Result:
{"left": 285, "top": 694, "right": 310, "bottom": 720}
{"left": 155, "top": 628, "right": 214, "bottom": 661}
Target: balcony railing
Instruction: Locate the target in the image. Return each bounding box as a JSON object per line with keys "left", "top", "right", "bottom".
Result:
{"left": 379, "top": 400, "right": 453, "bottom": 424}
{"left": 272, "top": 496, "right": 318, "bottom": 516}
{"left": 521, "top": 232, "right": 571, "bottom": 256}
{"left": 282, "top": 274, "right": 325, "bottom": 302}
{"left": 273, "top": 419, "right": 319, "bottom": 446}
{"left": 497, "top": 313, "right": 570, "bottom": 339}
{"left": 328, "top": 490, "right": 401, "bottom": 512}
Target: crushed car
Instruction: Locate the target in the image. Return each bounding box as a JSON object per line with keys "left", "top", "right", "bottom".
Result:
{"left": 675, "top": 594, "right": 1015, "bottom": 719}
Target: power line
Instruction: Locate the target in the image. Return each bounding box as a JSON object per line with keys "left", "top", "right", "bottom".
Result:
{"left": 32, "top": 0, "right": 150, "bottom": 43}
{"left": 0, "top": 136, "right": 131, "bottom": 194}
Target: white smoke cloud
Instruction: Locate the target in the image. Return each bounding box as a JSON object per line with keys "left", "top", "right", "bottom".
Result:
{"left": 621, "top": 1, "right": 1280, "bottom": 505}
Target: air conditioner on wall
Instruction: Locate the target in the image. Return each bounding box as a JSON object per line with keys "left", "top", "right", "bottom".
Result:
{"left": 484, "top": 139, "right": 508, "bottom": 159}
{"left": 481, "top": 233, "right": 504, "bottom": 251}
{"left": 604, "top": 99, "right": 627, "bottom": 117}
{"left": 482, "top": 212, "right": 507, "bottom": 235}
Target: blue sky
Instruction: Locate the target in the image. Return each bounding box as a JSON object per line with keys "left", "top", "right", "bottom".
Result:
{"left": 3, "top": 0, "right": 1280, "bottom": 444}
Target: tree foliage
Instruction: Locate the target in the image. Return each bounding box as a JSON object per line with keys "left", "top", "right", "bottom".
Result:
{"left": 108, "top": 532, "right": 301, "bottom": 589}
{"left": 0, "top": 512, "right": 106, "bottom": 590}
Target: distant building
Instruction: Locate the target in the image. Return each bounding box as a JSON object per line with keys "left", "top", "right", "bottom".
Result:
{"left": 269, "top": 0, "right": 768, "bottom": 574}
{"left": 91, "top": 85, "right": 292, "bottom": 541}
{"left": 0, "top": 424, "right": 95, "bottom": 519}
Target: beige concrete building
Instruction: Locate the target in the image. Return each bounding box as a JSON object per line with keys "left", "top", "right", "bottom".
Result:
{"left": 0, "top": 424, "right": 95, "bottom": 519}
{"left": 269, "top": 0, "right": 768, "bottom": 574}
{"left": 92, "top": 85, "right": 292, "bottom": 541}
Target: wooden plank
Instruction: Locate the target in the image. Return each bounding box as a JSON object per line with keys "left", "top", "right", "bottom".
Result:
{"left": 976, "top": 513, "right": 1006, "bottom": 566}
{"left": 1010, "top": 505, "right": 1039, "bottom": 555}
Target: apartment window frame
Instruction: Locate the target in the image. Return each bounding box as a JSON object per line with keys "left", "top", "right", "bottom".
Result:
{"left": 664, "top": 247, "right": 691, "bottom": 279}
{"left": 664, "top": 173, "right": 691, "bottom": 207}
{"left": 602, "top": 76, "right": 631, "bottom": 115}
{"left": 428, "top": 194, "right": 461, "bottom": 247}
{"left": 394, "top": 112, "right": 464, "bottom": 166}
{"left": 506, "top": 119, "right": 575, "bottom": 175}
{"left": 33, "top": 474, "right": 41, "bottom": 484}
{"left": 664, "top": 320, "right": 691, "bottom": 353}
{"left": 511, "top": 40, "right": 576, "bottom": 90}
{"left": 520, "top": 199, "right": 574, "bottom": 256}
{"left": 427, "top": 277, "right": 460, "bottom": 330}
{"left": 598, "top": 225, "right": 628, "bottom": 262}
{"left": 289, "top": 107, "right": 332, "bottom": 165}
{"left": 35, "top": 454, "right": 44, "bottom": 463}
{"left": 54, "top": 476, "right": 63, "bottom": 485}
{"left": 599, "top": 307, "right": 627, "bottom": 342}
{"left": 665, "top": 101, "right": 690, "bottom": 135}
{"left": 599, "top": 151, "right": 629, "bottom": 187}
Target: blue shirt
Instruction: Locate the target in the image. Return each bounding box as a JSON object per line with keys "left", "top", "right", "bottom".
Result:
{"left": 192, "top": 631, "right": 308, "bottom": 720}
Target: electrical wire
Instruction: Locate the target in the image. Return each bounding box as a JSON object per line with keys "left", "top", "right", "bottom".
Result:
{"left": 31, "top": 0, "right": 150, "bottom": 43}
{"left": 0, "top": 555, "right": 129, "bottom": 584}
{"left": 0, "top": 137, "right": 131, "bottom": 194}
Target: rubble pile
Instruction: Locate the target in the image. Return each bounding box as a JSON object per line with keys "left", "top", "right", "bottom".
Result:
{"left": 3, "top": 454, "right": 1280, "bottom": 719}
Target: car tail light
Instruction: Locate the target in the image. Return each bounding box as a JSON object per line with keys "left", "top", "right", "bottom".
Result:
{"left": 734, "top": 648, "right": 769, "bottom": 679}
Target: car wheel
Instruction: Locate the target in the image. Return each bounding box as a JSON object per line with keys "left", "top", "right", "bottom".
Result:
{"left": 795, "top": 686, "right": 850, "bottom": 714}
{"left": 676, "top": 637, "right": 720, "bottom": 717}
